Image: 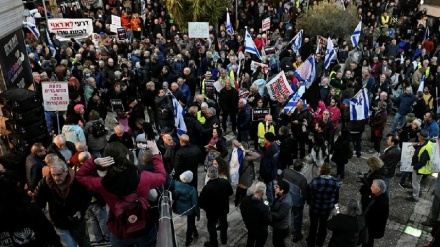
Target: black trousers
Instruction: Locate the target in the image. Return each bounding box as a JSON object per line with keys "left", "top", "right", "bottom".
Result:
{"left": 272, "top": 227, "right": 289, "bottom": 247}
{"left": 207, "top": 213, "right": 228, "bottom": 245}
{"left": 246, "top": 230, "right": 268, "bottom": 247}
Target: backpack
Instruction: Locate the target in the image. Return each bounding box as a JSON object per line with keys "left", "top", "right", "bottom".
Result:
{"left": 91, "top": 121, "right": 107, "bottom": 138}
{"left": 204, "top": 79, "right": 215, "bottom": 99}
{"left": 112, "top": 174, "right": 150, "bottom": 239}
{"left": 283, "top": 178, "right": 302, "bottom": 208}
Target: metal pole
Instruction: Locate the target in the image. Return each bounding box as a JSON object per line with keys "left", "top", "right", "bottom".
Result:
{"left": 235, "top": 0, "right": 238, "bottom": 29}
{"left": 42, "top": 0, "right": 49, "bottom": 20}
{"left": 56, "top": 110, "right": 60, "bottom": 135}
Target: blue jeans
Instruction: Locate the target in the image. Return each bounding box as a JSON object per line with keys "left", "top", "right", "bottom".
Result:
{"left": 90, "top": 149, "right": 105, "bottom": 158}
{"left": 55, "top": 219, "right": 91, "bottom": 247}
{"left": 391, "top": 113, "right": 406, "bottom": 134}
{"left": 86, "top": 203, "right": 109, "bottom": 242}
{"left": 292, "top": 206, "right": 304, "bottom": 238}
{"left": 237, "top": 130, "right": 249, "bottom": 143}
{"left": 110, "top": 225, "right": 157, "bottom": 247}
{"left": 400, "top": 171, "right": 411, "bottom": 185}
{"left": 266, "top": 180, "right": 275, "bottom": 204}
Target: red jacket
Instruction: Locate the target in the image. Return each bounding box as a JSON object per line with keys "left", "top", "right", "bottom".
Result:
{"left": 121, "top": 15, "right": 130, "bottom": 30}
{"left": 76, "top": 155, "right": 166, "bottom": 237}
{"left": 253, "top": 37, "right": 263, "bottom": 50}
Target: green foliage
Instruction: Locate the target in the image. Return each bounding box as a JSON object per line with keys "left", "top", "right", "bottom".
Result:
{"left": 166, "top": 0, "right": 230, "bottom": 32}
{"left": 297, "top": 2, "right": 358, "bottom": 40}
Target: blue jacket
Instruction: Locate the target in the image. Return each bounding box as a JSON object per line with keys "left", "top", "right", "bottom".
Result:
{"left": 259, "top": 142, "right": 279, "bottom": 183}
{"left": 179, "top": 84, "right": 191, "bottom": 103}
{"left": 394, "top": 93, "right": 416, "bottom": 115}
{"left": 173, "top": 181, "right": 200, "bottom": 216}
{"left": 423, "top": 121, "right": 439, "bottom": 138}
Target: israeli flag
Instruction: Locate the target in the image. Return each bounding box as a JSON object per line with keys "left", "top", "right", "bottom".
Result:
{"left": 418, "top": 77, "right": 425, "bottom": 93}
{"left": 324, "top": 37, "right": 335, "bottom": 69}
{"left": 292, "top": 29, "right": 303, "bottom": 52}
{"left": 283, "top": 85, "right": 305, "bottom": 114}
{"left": 423, "top": 27, "right": 429, "bottom": 43}
{"left": 26, "top": 16, "right": 40, "bottom": 39}
{"left": 245, "top": 28, "right": 261, "bottom": 60}
{"left": 226, "top": 8, "right": 234, "bottom": 36}
{"left": 293, "top": 55, "right": 316, "bottom": 87}
{"left": 46, "top": 29, "right": 56, "bottom": 57}
{"left": 351, "top": 21, "right": 362, "bottom": 47}
{"left": 172, "top": 95, "right": 187, "bottom": 136}
{"left": 350, "top": 88, "right": 370, "bottom": 121}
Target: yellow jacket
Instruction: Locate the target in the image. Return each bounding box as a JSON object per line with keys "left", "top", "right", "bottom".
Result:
{"left": 257, "top": 122, "right": 275, "bottom": 147}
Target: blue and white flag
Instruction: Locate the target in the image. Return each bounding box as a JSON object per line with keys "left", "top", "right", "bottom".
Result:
{"left": 226, "top": 8, "right": 234, "bottom": 36}
{"left": 46, "top": 29, "right": 56, "bottom": 57}
{"left": 293, "top": 55, "right": 316, "bottom": 87}
{"left": 423, "top": 27, "right": 429, "bottom": 43}
{"left": 283, "top": 85, "right": 305, "bottom": 114}
{"left": 351, "top": 21, "right": 362, "bottom": 47}
{"left": 291, "top": 29, "right": 303, "bottom": 52}
{"left": 245, "top": 29, "right": 261, "bottom": 60}
{"left": 324, "top": 37, "right": 335, "bottom": 69}
{"left": 418, "top": 76, "right": 425, "bottom": 93}
{"left": 350, "top": 88, "right": 370, "bottom": 121}
{"left": 172, "top": 95, "right": 187, "bottom": 136}
{"left": 26, "top": 16, "right": 40, "bottom": 39}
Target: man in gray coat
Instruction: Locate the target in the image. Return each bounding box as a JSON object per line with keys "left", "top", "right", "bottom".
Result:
{"left": 270, "top": 180, "right": 293, "bottom": 247}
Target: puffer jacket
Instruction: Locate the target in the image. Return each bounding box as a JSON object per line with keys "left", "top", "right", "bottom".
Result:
{"left": 62, "top": 124, "right": 86, "bottom": 144}
{"left": 173, "top": 181, "right": 200, "bottom": 216}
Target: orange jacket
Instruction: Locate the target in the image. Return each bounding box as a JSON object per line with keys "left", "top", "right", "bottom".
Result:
{"left": 121, "top": 15, "right": 130, "bottom": 29}
{"left": 130, "top": 17, "right": 141, "bottom": 31}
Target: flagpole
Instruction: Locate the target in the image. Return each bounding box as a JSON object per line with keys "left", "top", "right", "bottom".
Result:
{"left": 42, "top": 0, "right": 49, "bottom": 20}
{"left": 280, "top": 30, "right": 301, "bottom": 54}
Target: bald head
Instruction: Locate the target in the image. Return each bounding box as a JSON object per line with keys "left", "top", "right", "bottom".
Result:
{"left": 78, "top": 151, "right": 91, "bottom": 164}
{"left": 180, "top": 134, "right": 190, "bottom": 146}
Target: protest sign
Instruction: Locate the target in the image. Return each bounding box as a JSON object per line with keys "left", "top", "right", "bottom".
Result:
{"left": 262, "top": 18, "right": 271, "bottom": 31}
{"left": 48, "top": 18, "right": 93, "bottom": 41}
{"left": 265, "top": 71, "right": 294, "bottom": 101}
{"left": 110, "top": 99, "right": 125, "bottom": 112}
{"left": 251, "top": 60, "right": 269, "bottom": 74}
{"left": 188, "top": 22, "right": 209, "bottom": 38}
{"left": 117, "top": 28, "right": 127, "bottom": 40}
{"left": 111, "top": 15, "right": 121, "bottom": 26}
{"left": 0, "top": 29, "right": 33, "bottom": 90}
{"left": 41, "top": 82, "right": 69, "bottom": 111}
{"left": 252, "top": 108, "right": 270, "bottom": 121}
{"left": 401, "top": 141, "right": 440, "bottom": 172}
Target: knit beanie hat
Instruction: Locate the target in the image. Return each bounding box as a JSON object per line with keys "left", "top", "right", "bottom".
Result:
{"left": 180, "top": 171, "right": 193, "bottom": 183}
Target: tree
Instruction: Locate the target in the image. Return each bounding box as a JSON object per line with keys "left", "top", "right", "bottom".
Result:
{"left": 166, "top": 0, "right": 230, "bottom": 32}
{"left": 297, "top": 2, "right": 358, "bottom": 40}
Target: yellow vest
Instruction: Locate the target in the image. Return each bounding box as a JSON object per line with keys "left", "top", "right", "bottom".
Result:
{"left": 417, "top": 64, "right": 430, "bottom": 78}
{"left": 418, "top": 141, "right": 433, "bottom": 175}
{"left": 381, "top": 15, "right": 390, "bottom": 26}
{"left": 197, "top": 111, "right": 206, "bottom": 124}
{"left": 257, "top": 122, "right": 275, "bottom": 147}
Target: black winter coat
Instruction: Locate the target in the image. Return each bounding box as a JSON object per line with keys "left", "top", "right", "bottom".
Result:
{"left": 199, "top": 178, "right": 233, "bottom": 216}
{"left": 47, "top": 141, "right": 77, "bottom": 163}
{"left": 183, "top": 113, "right": 212, "bottom": 146}
{"left": 363, "top": 192, "right": 389, "bottom": 239}
{"left": 240, "top": 195, "right": 272, "bottom": 235}
{"left": 219, "top": 87, "right": 239, "bottom": 112}
{"left": 327, "top": 214, "right": 365, "bottom": 247}
{"left": 380, "top": 145, "right": 401, "bottom": 178}
{"left": 174, "top": 144, "right": 202, "bottom": 187}
{"left": 331, "top": 134, "right": 352, "bottom": 165}
{"left": 278, "top": 134, "right": 295, "bottom": 170}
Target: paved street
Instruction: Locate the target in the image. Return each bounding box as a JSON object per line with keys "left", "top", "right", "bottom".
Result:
{"left": 100, "top": 111, "right": 438, "bottom": 247}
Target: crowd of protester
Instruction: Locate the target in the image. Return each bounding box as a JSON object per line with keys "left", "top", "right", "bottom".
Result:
{"left": 3, "top": 0, "right": 440, "bottom": 246}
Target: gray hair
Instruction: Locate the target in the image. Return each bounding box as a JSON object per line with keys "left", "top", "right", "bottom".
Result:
{"left": 239, "top": 98, "right": 247, "bottom": 105}
{"left": 44, "top": 153, "right": 60, "bottom": 166}
{"left": 372, "top": 179, "right": 387, "bottom": 194}
{"left": 50, "top": 160, "right": 68, "bottom": 173}
{"left": 346, "top": 199, "right": 362, "bottom": 216}
{"left": 208, "top": 107, "right": 216, "bottom": 115}
{"left": 254, "top": 182, "right": 267, "bottom": 194}
{"left": 53, "top": 134, "right": 66, "bottom": 145}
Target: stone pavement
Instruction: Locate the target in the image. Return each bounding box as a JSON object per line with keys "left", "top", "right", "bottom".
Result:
{"left": 101, "top": 111, "right": 438, "bottom": 247}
